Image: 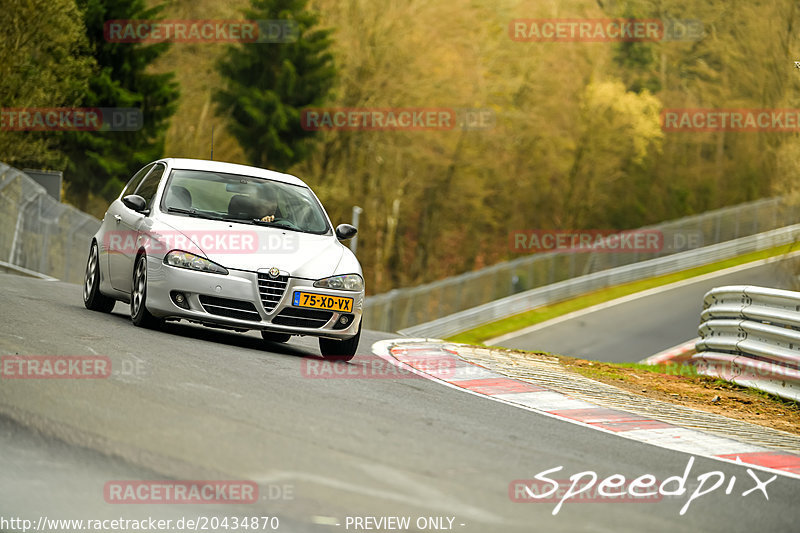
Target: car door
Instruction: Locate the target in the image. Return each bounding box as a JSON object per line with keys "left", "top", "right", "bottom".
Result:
{"left": 109, "top": 163, "right": 165, "bottom": 293}
{"left": 105, "top": 163, "right": 152, "bottom": 290}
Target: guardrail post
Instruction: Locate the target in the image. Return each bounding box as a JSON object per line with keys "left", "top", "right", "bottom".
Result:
{"left": 37, "top": 194, "right": 48, "bottom": 275}
{"left": 64, "top": 218, "right": 92, "bottom": 282}
{"left": 9, "top": 193, "right": 38, "bottom": 266}
{"left": 349, "top": 205, "right": 362, "bottom": 254}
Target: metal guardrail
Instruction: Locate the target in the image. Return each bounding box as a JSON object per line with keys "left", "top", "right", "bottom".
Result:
{"left": 694, "top": 285, "right": 800, "bottom": 401}
{"left": 0, "top": 163, "right": 100, "bottom": 283}
{"left": 364, "top": 197, "right": 799, "bottom": 332}
{"left": 401, "top": 224, "right": 800, "bottom": 338}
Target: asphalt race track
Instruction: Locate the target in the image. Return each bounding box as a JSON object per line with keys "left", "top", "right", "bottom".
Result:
{"left": 492, "top": 259, "right": 796, "bottom": 363}
{"left": 1, "top": 272, "right": 799, "bottom": 532}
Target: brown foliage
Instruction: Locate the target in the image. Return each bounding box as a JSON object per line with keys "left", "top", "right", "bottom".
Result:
{"left": 150, "top": 0, "right": 800, "bottom": 294}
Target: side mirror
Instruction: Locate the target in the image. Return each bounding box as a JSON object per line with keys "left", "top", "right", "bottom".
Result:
{"left": 122, "top": 194, "right": 147, "bottom": 213}
{"left": 335, "top": 224, "right": 358, "bottom": 240}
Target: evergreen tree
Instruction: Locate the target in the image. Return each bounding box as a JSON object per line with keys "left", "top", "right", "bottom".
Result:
{"left": 607, "top": 2, "right": 661, "bottom": 94}
{"left": 214, "top": 0, "right": 336, "bottom": 171}
{"left": 61, "top": 0, "right": 179, "bottom": 209}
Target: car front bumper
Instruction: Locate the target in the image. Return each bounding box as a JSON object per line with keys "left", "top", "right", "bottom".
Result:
{"left": 143, "top": 256, "right": 363, "bottom": 339}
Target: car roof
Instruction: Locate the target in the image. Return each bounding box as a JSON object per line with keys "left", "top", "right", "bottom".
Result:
{"left": 157, "top": 158, "right": 309, "bottom": 188}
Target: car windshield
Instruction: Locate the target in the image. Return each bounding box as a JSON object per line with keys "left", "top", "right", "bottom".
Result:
{"left": 160, "top": 169, "right": 330, "bottom": 234}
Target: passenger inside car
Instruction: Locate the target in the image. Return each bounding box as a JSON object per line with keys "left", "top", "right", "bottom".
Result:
{"left": 227, "top": 194, "right": 263, "bottom": 219}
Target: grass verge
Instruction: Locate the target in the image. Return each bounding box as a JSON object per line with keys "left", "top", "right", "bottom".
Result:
{"left": 448, "top": 242, "right": 798, "bottom": 345}
{"left": 555, "top": 353, "right": 800, "bottom": 436}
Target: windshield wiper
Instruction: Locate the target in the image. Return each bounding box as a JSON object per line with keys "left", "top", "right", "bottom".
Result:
{"left": 166, "top": 207, "right": 224, "bottom": 221}
{"left": 252, "top": 219, "right": 329, "bottom": 235}
{"left": 249, "top": 218, "right": 310, "bottom": 232}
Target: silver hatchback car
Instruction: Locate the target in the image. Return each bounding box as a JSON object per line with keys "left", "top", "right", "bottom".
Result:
{"left": 83, "top": 158, "right": 364, "bottom": 360}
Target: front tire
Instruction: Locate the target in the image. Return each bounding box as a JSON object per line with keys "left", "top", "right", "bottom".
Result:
{"left": 319, "top": 321, "right": 361, "bottom": 362}
{"left": 83, "top": 242, "right": 116, "bottom": 312}
{"left": 131, "top": 254, "right": 161, "bottom": 329}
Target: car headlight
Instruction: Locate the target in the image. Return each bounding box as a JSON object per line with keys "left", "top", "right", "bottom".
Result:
{"left": 164, "top": 250, "right": 228, "bottom": 275}
{"left": 313, "top": 273, "right": 363, "bottom": 291}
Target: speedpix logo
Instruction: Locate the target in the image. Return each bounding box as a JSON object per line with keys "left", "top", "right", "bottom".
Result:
{"left": 510, "top": 456, "right": 776, "bottom": 516}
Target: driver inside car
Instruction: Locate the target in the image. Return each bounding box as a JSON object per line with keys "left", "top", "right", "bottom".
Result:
{"left": 258, "top": 189, "right": 279, "bottom": 223}
{"left": 259, "top": 197, "right": 278, "bottom": 222}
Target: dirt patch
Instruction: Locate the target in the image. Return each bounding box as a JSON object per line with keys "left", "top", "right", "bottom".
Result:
{"left": 558, "top": 357, "right": 800, "bottom": 436}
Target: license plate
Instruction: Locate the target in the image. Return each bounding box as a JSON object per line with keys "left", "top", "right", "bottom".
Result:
{"left": 293, "top": 291, "right": 353, "bottom": 312}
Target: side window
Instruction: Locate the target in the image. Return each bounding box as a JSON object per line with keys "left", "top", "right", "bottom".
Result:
{"left": 121, "top": 163, "right": 154, "bottom": 197}
{"left": 134, "top": 164, "right": 165, "bottom": 209}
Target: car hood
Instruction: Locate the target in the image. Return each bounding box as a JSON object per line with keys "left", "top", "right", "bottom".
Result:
{"left": 155, "top": 215, "right": 345, "bottom": 279}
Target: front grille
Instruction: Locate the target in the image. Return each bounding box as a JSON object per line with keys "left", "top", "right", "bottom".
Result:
{"left": 272, "top": 307, "right": 333, "bottom": 328}
{"left": 257, "top": 274, "right": 289, "bottom": 312}
{"left": 199, "top": 295, "right": 261, "bottom": 322}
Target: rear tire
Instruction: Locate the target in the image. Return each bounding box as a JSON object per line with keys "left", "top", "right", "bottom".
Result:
{"left": 261, "top": 331, "right": 291, "bottom": 343}
{"left": 83, "top": 242, "right": 116, "bottom": 312}
{"left": 131, "top": 254, "right": 161, "bottom": 329}
{"left": 319, "top": 321, "right": 361, "bottom": 362}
